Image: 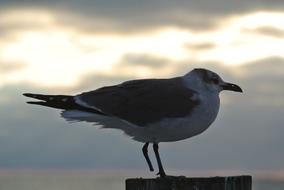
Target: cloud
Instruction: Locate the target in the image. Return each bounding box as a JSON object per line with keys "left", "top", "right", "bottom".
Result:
{"left": 0, "top": 9, "right": 55, "bottom": 40}
{"left": 71, "top": 74, "right": 134, "bottom": 93}
{"left": 244, "top": 26, "right": 284, "bottom": 38}
{"left": 241, "top": 57, "right": 284, "bottom": 77}
{"left": 119, "top": 54, "right": 169, "bottom": 68}
{"left": 1, "top": 0, "right": 284, "bottom": 34}
{"left": 185, "top": 42, "right": 216, "bottom": 51}
{"left": 236, "top": 57, "right": 284, "bottom": 106}
{"left": 0, "top": 61, "right": 26, "bottom": 74}
{"left": 1, "top": 8, "right": 284, "bottom": 89}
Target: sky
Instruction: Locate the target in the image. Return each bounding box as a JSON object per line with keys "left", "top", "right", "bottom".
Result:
{"left": 0, "top": 0, "right": 284, "bottom": 177}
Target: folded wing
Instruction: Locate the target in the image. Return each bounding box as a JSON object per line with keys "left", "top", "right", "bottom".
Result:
{"left": 75, "top": 77, "right": 200, "bottom": 126}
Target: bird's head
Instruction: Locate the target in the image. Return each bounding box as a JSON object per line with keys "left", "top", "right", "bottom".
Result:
{"left": 185, "top": 68, "right": 243, "bottom": 93}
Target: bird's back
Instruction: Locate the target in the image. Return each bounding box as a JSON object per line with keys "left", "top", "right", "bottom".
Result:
{"left": 75, "top": 77, "right": 200, "bottom": 127}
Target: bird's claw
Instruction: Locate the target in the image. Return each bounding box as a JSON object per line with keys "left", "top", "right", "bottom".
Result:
{"left": 156, "top": 172, "right": 166, "bottom": 178}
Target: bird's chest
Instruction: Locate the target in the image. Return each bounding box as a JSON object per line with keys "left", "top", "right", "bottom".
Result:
{"left": 195, "top": 93, "right": 220, "bottom": 126}
{"left": 148, "top": 93, "right": 220, "bottom": 142}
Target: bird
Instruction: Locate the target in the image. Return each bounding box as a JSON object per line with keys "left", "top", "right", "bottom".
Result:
{"left": 23, "top": 68, "right": 242, "bottom": 177}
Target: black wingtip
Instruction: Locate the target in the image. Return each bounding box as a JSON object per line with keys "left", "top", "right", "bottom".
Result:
{"left": 23, "top": 93, "right": 35, "bottom": 98}
{"left": 22, "top": 93, "right": 50, "bottom": 101}
{"left": 26, "top": 101, "right": 40, "bottom": 104}
{"left": 26, "top": 101, "right": 49, "bottom": 107}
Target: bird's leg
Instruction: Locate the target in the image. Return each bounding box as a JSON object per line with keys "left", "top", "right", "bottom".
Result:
{"left": 142, "top": 142, "right": 154, "bottom": 172}
{"left": 153, "top": 143, "right": 166, "bottom": 177}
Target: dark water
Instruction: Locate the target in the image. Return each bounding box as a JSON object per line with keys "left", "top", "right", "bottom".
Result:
{"left": 0, "top": 172, "right": 283, "bottom": 190}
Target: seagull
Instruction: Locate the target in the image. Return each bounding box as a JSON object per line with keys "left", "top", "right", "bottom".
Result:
{"left": 23, "top": 68, "right": 242, "bottom": 177}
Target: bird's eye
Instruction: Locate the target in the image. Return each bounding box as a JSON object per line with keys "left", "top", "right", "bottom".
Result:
{"left": 211, "top": 77, "right": 219, "bottom": 84}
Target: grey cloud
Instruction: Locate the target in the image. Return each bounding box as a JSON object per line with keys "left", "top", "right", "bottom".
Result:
{"left": 115, "top": 53, "right": 234, "bottom": 78}
{"left": 241, "top": 57, "right": 284, "bottom": 78}
{"left": 48, "top": 8, "right": 218, "bottom": 35}
{"left": 0, "top": 15, "right": 54, "bottom": 41}
{"left": 1, "top": 0, "right": 284, "bottom": 34}
{"left": 72, "top": 74, "right": 134, "bottom": 93}
{"left": 119, "top": 54, "right": 169, "bottom": 68}
{"left": 70, "top": 54, "right": 173, "bottom": 93}
{"left": 243, "top": 26, "right": 284, "bottom": 38}
{"left": 0, "top": 20, "right": 47, "bottom": 32}
{"left": 237, "top": 57, "right": 284, "bottom": 106}
{"left": 169, "top": 60, "right": 234, "bottom": 78}
{"left": 185, "top": 42, "right": 216, "bottom": 51}
{"left": 0, "top": 62, "right": 26, "bottom": 74}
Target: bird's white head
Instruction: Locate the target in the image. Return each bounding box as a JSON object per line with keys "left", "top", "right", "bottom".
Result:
{"left": 184, "top": 68, "right": 243, "bottom": 93}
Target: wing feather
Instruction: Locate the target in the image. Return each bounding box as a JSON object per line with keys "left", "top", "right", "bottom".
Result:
{"left": 76, "top": 77, "right": 200, "bottom": 126}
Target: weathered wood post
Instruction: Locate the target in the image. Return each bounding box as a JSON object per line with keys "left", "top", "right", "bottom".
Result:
{"left": 126, "top": 175, "right": 252, "bottom": 190}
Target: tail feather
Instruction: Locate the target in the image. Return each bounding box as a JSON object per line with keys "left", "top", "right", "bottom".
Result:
{"left": 23, "top": 93, "right": 75, "bottom": 109}
{"left": 23, "top": 93, "right": 105, "bottom": 115}
{"left": 23, "top": 93, "right": 72, "bottom": 101}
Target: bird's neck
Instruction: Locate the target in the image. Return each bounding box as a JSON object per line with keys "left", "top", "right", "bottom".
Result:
{"left": 182, "top": 73, "right": 204, "bottom": 91}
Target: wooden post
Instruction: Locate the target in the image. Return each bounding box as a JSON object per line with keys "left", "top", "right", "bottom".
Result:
{"left": 126, "top": 175, "right": 252, "bottom": 190}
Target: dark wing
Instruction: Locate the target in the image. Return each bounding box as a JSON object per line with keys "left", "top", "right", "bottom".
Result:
{"left": 76, "top": 77, "right": 200, "bottom": 126}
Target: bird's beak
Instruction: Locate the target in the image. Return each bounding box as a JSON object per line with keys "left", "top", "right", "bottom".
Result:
{"left": 221, "top": 82, "right": 243, "bottom": 93}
